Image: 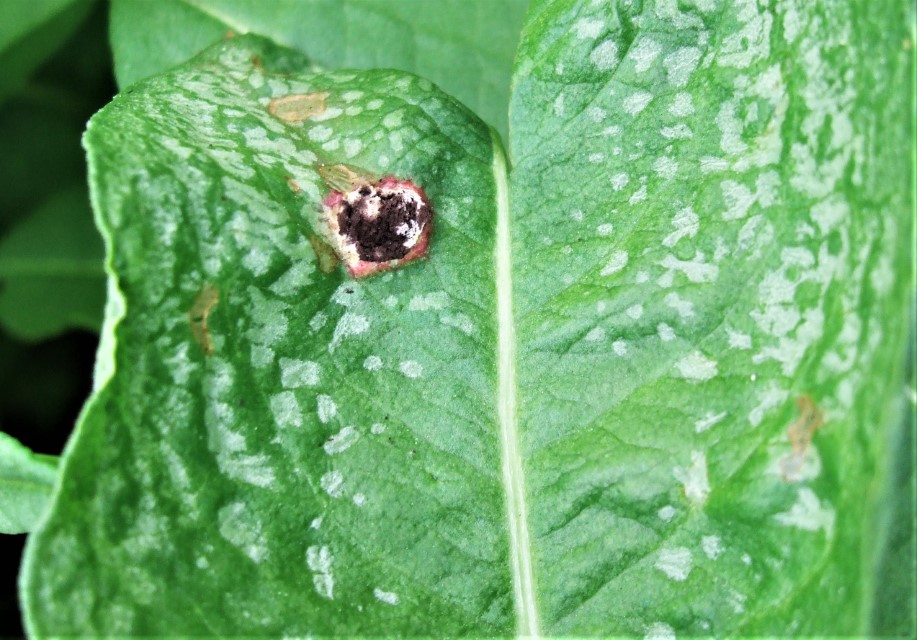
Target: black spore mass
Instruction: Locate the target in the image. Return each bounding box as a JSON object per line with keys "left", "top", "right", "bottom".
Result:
{"left": 337, "top": 184, "right": 431, "bottom": 262}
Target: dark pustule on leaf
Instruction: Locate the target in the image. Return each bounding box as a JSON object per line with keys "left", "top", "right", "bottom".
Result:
{"left": 337, "top": 185, "right": 431, "bottom": 262}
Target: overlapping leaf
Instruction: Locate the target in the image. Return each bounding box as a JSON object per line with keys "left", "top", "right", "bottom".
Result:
{"left": 21, "top": 0, "right": 913, "bottom": 637}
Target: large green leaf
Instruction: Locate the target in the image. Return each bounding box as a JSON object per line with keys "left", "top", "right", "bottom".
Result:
{"left": 0, "top": 433, "right": 58, "bottom": 534}
{"left": 0, "top": 0, "right": 94, "bottom": 102}
{"left": 22, "top": 0, "right": 912, "bottom": 636}
{"left": 0, "top": 187, "right": 105, "bottom": 340}
{"left": 109, "top": 0, "right": 530, "bottom": 139}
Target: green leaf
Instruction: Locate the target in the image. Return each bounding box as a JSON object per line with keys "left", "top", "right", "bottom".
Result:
{"left": 0, "top": 432, "right": 58, "bottom": 534}
{"left": 109, "top": 0, "right": 530, "bottom": 139}
{"left": 0, "top": 0, "right": 94, "bottom": 102}
{"left": 22, "top": 0, "right": 913, "bottom": 636}
{"left": 0, "top": 187, "right": 105, "bottom": 340}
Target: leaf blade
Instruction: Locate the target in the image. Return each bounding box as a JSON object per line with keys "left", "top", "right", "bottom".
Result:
{"left": 0, "top": 432, "right": 58, "bottom": 534}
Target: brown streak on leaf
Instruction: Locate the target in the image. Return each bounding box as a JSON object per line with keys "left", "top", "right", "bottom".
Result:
{"left": 285, "top": 176, "right": 302, "bottom": 194}
{"left": 269, "top": 93, "right": 328, "bottom": 123}
{"left": 780, "top": 395, "right": 825, "bottom": 481}
{"left": 189, "top": 283, "right": 219, "bottom": 355}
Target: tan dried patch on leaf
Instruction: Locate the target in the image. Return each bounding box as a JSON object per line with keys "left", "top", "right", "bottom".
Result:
{"left": 189, "top": 283, "right": 219, "bottom": 355}
{"left": 268, "top": 93, "right": 328, "bottom": 123}
{"left": 308, "top": 234, "right": 340, "bottom": 274}
{"left": 780, "top": 395, "right": 825, "bottom": 481}
{"left": 315, "top": 162, "right": 374, "bottom": 193}
{"left": 285, "top": 176, "right": 302, "bottom": 194}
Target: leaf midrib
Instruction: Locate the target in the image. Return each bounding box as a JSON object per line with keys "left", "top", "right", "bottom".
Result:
{"left": 492, "top": 130, "right": 540, "bottom": 637}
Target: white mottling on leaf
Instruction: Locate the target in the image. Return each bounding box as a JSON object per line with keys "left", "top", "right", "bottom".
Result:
{"left": 727, "top": 327, "right": 752, "bottom": 350}
{"left": 218, "top": 502, "right": 267, "bottom": 563}
{"left": 370, "top": 423, "right": 386, "bottom": 434}
{"left": 353, "top": 493, "right": 367, "bottom": 506}
{"left": 655, "top": 547, "right": 693, "bottom": 581}
{"left": 610, "top": 172, "right": 630, "bottom": 191}
{"left": 662, "top": 207, "right": 699, "bottom": 247}
{"left": 673, "top": 451, "right": 710, "bottom": 504}
{"left": 657, "top": 322, "right": 676, "bottom": 342}
{"left": 600, "top": 250, "right": 629, "bottom": 276}
{"left": 585, "top": 327, "right": 606, "bottom": 342}
{"left": 310, "top": 516, "right": 323, "bottom": 530}
{"left": 399, "top": 360, "right": 423, "bottom": 378}
{"left": 623, "top": 91, "right": 653, "bottom": 115}
{"left": 626, "top": 304, "right": 644, "bottom": 319}
{"left": 597, "top": 223, "right": 614, "bottom": 236}
{"left": 320, "top": 470, "right": 344, "bottom": 498}
{"left": 664, "top": 292, "right": 695, "bottom": 319}
{"left": 329, "top": 313, "right": 369, "bottom": 352}
{"left": 323, "top": 426, "right": 361, "bottom": 455}
{"left": 590, "top": 40, "right": 619, "bottom": 71}
{"left": 612, "top": 339, "right": 628, "bottom": 356}
{"left": 774, "top": 488, "right": 835, "bottom": 537}
{"left": 658, "top": 505, "right": 677, "bottom": 522}
{"left": 663, "top": 46, "right": 701, "bottom": 87}
{"left": 408, "top": 291, "right": 449, "bottom": 311}
{"left": 669, "top": 92, "right": 694, "bottom": 117}
{"left": 695, "top": 411, "right": 727, "bottom": 433}
{"left": 279, "top": 358, "right": 319, "bottom": 388}
{"left": 270, "top": 391, "right": 302, "bottom": 428}
{"left": 645, "top": 622, "right": 676, "bottom": 640}
{"left": 373, "top": 587, "right": 400, "bottom": 605}
{"left": 749, "top": 383, "right": 789, "bottom": 427}
{"left": 628, "top": 185, "right": 648, "bottom": 204}
{"left": 363, "top": 355, "right": 383, "bottom": 371}
{"left": 317, "top": 395, "right": 337, "bottom": 423}
{"left": 675, "top": 351, "right": 718, "bottom": 381}
{"left": 702, "top": 535, "right": 724, "bottom": 560}
{"left": 631, "top": 38, "right": 662, "bottom": 72}
{"left": 306, "top": 545, "right": 334, "bottom": 599}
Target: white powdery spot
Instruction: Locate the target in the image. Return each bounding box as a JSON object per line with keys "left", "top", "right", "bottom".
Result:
{"left": 721, "top": 180, "right": 756, "bottom": 220}
{"left": 631, "top": 38, "right": 662, "bottom": 72}
{"left": 343, "top": 138, "right": 363, "bottom": 158}
{"left": 626, "top": 304, "right": 644, "bottom": 319}
{"left": 658, "top": 253, "right": 719, "bottom": 284}
{"left": 657, "top": 323, "right": 676, "bottom": 342}
{"left": 270, "top": 391, "right": 302, "bottom": 428}
{"left": 664, "top": 292, "right": 695, "bottom": 318}
{"left": 320, "top": 470, "right": 344, "bottom": 498}
{"left": 623, "top": 91, "right": 654, "bottom": 115}
{"left": 317, "top": 395, "right": 337, "bottom": 423}
{"left": 663, "top": 46, "right": 701, "bottom": 87}
{"left": 774, "top": 488, "right": 836, "bottom": 537}
{"left": 601, "top": 250, "right": 629, "bottom": 276}
{"left": 675, "top": 351, "right": 718, "bottom": 381}
{"left": 329, "top": 313, "right": 369, "bottom": 352}
{"left": 309, "top": 312, "right": 328, "bottom": 332}
{"left": 279, "top": 358, "right": 319, "bottom": 388}
{"left": 587, "top": 105, "right": 606, "bottom": 122}
{"left": 308, "top": 125, "right": 333, "bottom": 142}
{"left": 571, "top": 209, "right": 585, "bottom": 222}
{"left": 597, "top": 223, "right": 614, "bottom": 236}
{"left": 702, "top": 535, "right": 724, "bottom": 560}
{"left": 658, "top": 505, "right": 677, "bottom": 522}
{"left": 575, "top": 17, "right": 605, "bottom": 38}
{"left": 653, "top": 156, "right": 679, "bottom": 180}
{"left": 655, "top": 547, "right": 693, "bottom": 581}
{"left": 628, "top": 185, "right": 648, "bottom": 204}
{"left": 553, "top": 93, "right": 565, "bottom": 116}
{"left": 353, "top": 493, "right": 367, "bottom": 506}
{"left": 373, "top": 587, "right": 400, "bottom": 605}
{"left": 408, "top": 291, "right": 449, "bottom": 311}
{"left": 382, "top": 109, "right": 404, "bottom": 128}
{"left": 310, "top": 516, "right": 323, "bottom": 530}
{"left": 610, "top": 172, "right": 630, "bottom": 191}
{"left": 218, "top": 502, "right": 268, "bottom": 563}
{"left": 748, "top": 382, "right": 788, "bottom": 427}
{"left": 399, "top": 360, "right": 423, "bottom": 378}
{"left": 591, "top": 40, "right": 619, "bottom": 71}
{"left": 673, "top": 451, "right": 710, "bottom": 504}
{"left": 306, "top": 545, "right": 335, "bottom": 599}
{"left": 669, "top": 92, "right": 694, "bottom": 117}
{"left": 662, "top": 207, "right": 699, "bottom": 248}
{"left": 661, "top": 123, "right": 693, "bottom": 139}
{"left": 727, "top": 327, "right": 752, "bottom": 350}
{"left": 585, "top": 327, "right": 606, "bottom": 342}
{"left": 612, "top": 339, "right": 628, "bottom": 356}
{"left": 323, "top": 426, "right": 361, "bottom": 455}
{"left": 370, "top": 423, "right": 386, "bottom": 434}
{"left": 695, "top": 411, "right": 727, "bottom": 433}
{"left": 363, "top": 355, "right": 383, "bottom": 371}
{"left": 645, "top": 622, "right": 676, "bottom": 640}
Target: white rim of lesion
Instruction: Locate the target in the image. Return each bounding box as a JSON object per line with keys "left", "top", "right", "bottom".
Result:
{"left": 492, "top": 131, "right": 540, "bottom": 638}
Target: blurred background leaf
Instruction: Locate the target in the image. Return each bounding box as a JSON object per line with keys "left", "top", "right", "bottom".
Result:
{"left": 0, "top": 187, "right": 106, "bottom": 340}
{"left": 0, "top": 432, "right": 59, "bottom": 535}
{"left": 109, "top": 0, "right": 530, "bottom": 139}
{"left": 0, "top": 0, "right": 112, "bottom": 635}
{"left": 0, "top": 0, "right": 95, "bottom": 104}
